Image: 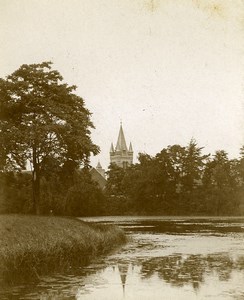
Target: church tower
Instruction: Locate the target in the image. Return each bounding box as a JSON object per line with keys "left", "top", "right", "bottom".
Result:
{"left": 110, "top": 123, "right": 133, "bottom": 168}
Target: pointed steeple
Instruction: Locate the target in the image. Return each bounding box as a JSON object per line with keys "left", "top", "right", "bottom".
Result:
{"left": 110, "top": 122, "right": 133, "bottom": 168}
{"left": 96, "top": 161, "right": 102, "bottom": 169}
{"left": 116, "top": 124, "right": 128, "bottom": 151}
{"left": 110, "top": 142, "right": 115, "bottom": 153}
{"left": 118, "top": 264, "right": 129, "bottom": 297}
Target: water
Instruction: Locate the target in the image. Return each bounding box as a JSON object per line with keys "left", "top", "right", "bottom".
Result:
{"left": 1, "top": 217, "right": 244, "bottom": 299}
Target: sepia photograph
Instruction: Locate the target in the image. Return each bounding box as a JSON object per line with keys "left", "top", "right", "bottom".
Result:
{"left": 0, "top": 0, "right": 244, "bottom": 299}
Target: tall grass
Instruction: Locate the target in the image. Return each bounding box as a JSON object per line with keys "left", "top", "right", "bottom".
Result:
{"left": 0, "top": 215, "right": 126, "bottom": 283}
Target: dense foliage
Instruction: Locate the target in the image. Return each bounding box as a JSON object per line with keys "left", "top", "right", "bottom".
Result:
{"left": 0, "top": 168, "right": 105, "bottom": 216}
{"left": 105, "top": 141, "right": 244, "bottom": 216}
{"left": 0, "top": 62, "right": 99, "bottom": 214}
{"left": 1, "top": 141, "right": 243, "bottom": 216}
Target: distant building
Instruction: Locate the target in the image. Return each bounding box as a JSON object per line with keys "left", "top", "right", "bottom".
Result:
{"left": 90, "top": 162, "right": 107, "bottom": 190}
{"left": 95, "top": 161, "right": 106, "bottom": 178}
{"left": 110, "top": 123, "right": 133, "bottom": 168}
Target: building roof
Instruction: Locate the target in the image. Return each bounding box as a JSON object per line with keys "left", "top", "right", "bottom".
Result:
{"left": 115, "top": 124, "right": 128, "bottom": 151}
{"left": 89, "top": 168, "right": 107, "bottom": 190}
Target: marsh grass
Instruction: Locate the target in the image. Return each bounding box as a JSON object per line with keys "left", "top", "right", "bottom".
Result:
{"left": 0, "top": 215, "right": 126, "bottom": 283}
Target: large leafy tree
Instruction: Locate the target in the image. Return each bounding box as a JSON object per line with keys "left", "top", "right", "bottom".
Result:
{"left": 202, "top": 150, "right": 240, "bottom": 215}
{"left": 182, "top": 139, "right": 209, "bottom": 192}
{"left": 105, "top": 163, "right": 126, "bottom": 196}
{"left": 0, "top": 62, "right": 99, "bottom": 214}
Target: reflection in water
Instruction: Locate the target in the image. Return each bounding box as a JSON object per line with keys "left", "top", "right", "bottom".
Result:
{"left": 140, "top": 253, "right": 242, "bottom": 289}
{"left": 111, "top": 253, "right": 244, "bottom": 300}
{"left": 118, "top": 263, "right": 129, "bottom": 296}
{"left": 1, "top": 217, "right": 244, "bottom": 299}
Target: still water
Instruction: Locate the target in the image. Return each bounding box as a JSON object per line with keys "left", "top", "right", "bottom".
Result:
{"left": 1, "top": 217, "right": 244, "bottom": 299}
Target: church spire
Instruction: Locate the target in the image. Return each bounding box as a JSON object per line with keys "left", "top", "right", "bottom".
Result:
{"left": 110, "top": 122, "right": 133, "bottom": 168}
{"left": 110, "top": 142, "right": 114, "bottom": 153}
{"left": 116, "top": 124, "right": 128, "bottom": 151}
{"left": 118, "top": 263, "right": 129, "bottom": 297}
{"left": 96, "top": 161, "right": 102, "bottom": 169}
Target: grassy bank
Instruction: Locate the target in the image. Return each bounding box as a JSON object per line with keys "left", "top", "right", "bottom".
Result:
{"left": 0, "top": 215, "right": 126, "bottom": 283}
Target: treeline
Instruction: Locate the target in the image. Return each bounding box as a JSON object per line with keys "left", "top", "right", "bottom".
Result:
{"left": 0, "top": 140, "right": 243, "bottom": 216}
{"left": 0, "top": 164, "right": 105, "bottom": 216}
{"left": 105, "top": 141, "right": 244, "bottom": 216}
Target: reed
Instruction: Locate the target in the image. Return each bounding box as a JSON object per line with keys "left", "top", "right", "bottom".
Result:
{"left": 0, "top": 215, "right": 126, "bottom": 283}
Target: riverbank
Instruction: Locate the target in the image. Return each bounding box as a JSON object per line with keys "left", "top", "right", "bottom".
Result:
{"left": 0, "top": 215, "right": 126, "bottom": 283}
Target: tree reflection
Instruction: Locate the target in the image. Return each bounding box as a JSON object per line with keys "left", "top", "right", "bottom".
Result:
{"left": 140, "top": 253, "right": 243, "bottom": 289}
{"left": 206, "top": 253, "right": 234, "bottom": 281}
{"left": 236, "top": 256, "right": 244, "bottom": 270}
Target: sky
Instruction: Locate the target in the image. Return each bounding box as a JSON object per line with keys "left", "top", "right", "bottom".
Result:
{"left": 1, "top": 0, "right": 243, "bottom": 169}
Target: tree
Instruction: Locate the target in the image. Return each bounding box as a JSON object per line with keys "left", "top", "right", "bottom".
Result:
{"left": 65, "top": 169, "right": 105, "bottom": 216}
{"left": 182, "top": 139, "right": 209, "bottom": 192}
{"left": 202, "top": 150, "right": 240, "bottom": 215}
{"left": 0, "top": 171, "right": 32, "bottom": 213}
{"left": 0, "top": 62, "right": 99, "bottom": 214}
{"left": 105, "top": 163, "right": 126, "bottom": 196}
{"left": 122, "top": 154, "right": 157, "bottom": 213}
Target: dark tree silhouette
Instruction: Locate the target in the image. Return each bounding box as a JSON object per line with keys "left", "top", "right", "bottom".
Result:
{"left": 0, "top": 62, "right": 99, "bottom": 214}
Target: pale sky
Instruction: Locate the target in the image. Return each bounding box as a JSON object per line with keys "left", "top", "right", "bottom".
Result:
{"left": 1, "top": 0, "right": 243, "bottom": 169}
